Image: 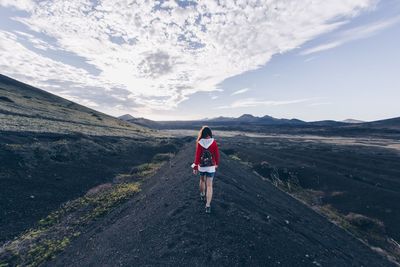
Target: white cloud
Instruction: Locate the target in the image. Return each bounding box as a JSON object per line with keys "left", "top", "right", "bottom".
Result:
{"left": 301, "top": 15, "right": 400, "bottom": 55}
{"left": 0, "top": 0, "right": 34, "bottom": 11}
{"left": 304, "top": 57, "right": 316, "bottom": 62}
{"left": 0, "top": 0, "right": 377, "bottom": 114}
{"left": 308, "top": 102, "right": 332, "bottom": 106}
{"left": 231, "top": 88, "right": 250, "bottom": 96}
{"left": 215, "top": 98, "right": 311, "bottom": 109}
{"left": 0, "top": 30, "right": 97, "bottom": 88}
{"left": 302, "top": 41, "right": 343, "bottom": 55}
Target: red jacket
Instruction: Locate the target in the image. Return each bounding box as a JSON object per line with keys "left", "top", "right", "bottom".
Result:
{"left": 192, "top": 138, "right": 220, "bottom": 171}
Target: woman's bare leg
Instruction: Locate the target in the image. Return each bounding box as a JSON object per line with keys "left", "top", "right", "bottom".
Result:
{"left": 199, "top": 176, "right": 206, "bottom": 195}
{"left": 206, "top": 178, "right": 213, "bottom": 207}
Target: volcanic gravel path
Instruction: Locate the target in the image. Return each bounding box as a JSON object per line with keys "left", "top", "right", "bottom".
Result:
{"left": 48, "top": 144, "right": 393, "bottom": 266}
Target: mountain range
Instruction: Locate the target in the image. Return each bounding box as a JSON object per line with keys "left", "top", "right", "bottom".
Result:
{"left": 118, "top": 113, "right": 400, "bottom": 130}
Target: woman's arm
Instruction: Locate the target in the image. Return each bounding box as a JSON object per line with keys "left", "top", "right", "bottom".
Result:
{"left": 192, "top": 142, "right": 201, "bottom": 170}
{"left": 214, "top": 141, "right": 220, "bottom": 167}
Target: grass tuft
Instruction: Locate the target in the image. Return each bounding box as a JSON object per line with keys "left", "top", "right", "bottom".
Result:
{"left": 229, "top": 154, "right": 241, "bottom": 161}
{"left": 27, "top": 237, "right": 70, "bottom": 266}
{"left": 152, "top": 153, "right": 173, "bottom": 162}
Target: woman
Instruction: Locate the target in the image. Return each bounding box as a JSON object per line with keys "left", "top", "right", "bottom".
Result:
{"left": 192, "top": 126, "right": 220, "bottom": 214}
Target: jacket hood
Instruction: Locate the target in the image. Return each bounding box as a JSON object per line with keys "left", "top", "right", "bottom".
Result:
{"left": 198, "top": 138, "right": 214, "bottom": 149}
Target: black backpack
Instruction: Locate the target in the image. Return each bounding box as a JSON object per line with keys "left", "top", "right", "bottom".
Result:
{"left": 200, "top": 148, "right": 213, "bottom": 167}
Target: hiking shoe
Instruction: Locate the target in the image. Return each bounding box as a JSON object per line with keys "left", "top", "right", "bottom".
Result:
{"left": 200, "top": 195, "right": 205, "bottom": 201}
{"left": 205, "top": 206, "right": 211, "bottom": 214}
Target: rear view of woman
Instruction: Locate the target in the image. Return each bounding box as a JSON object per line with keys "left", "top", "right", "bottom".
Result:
{"left": 192, "top": 126, "right": 220, "bottom": 214}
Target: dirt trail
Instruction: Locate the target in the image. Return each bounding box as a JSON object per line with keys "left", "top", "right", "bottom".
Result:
{"left": 48, "top": 144, "right": 393, "bottom": 266}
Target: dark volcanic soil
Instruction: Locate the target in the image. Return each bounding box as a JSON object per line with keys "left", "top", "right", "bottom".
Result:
{"left": 0, "top": 131, "right": 183, "bottom": 242}
{"left": 48, "top": 144, "right": 393, "bottom": 266}
{"left": 220, "top": 136, "right": 400, "bottom": 244}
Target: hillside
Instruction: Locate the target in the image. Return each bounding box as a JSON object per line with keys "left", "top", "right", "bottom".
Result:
{"left": 360, "top": 117, "right": 400, "bottom": 130}
{"left": 45, "top": 144, "right": 393, "bottom": 266}
{"left": 0, "top": 75, "right": 182, "bottom": 243}
{"left": 0, "top": 74, "right": 150, "bottom": 136}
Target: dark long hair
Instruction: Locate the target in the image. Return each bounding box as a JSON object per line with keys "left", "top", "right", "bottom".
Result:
{"left": 197, "top": 126, "right": 212, "bottom": 142}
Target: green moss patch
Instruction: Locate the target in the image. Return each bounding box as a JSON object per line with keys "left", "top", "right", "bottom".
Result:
{"left": 152, "top": 153, "right": 173, "bottom": 162}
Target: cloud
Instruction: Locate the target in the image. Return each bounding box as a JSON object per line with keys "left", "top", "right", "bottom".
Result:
{"left": 0, "top": 0, "right": 377, "bottom": 115}
{"left": 215, "top": 98, "right": 311, "bottom": 109}
{"left": 231, "top": 88, "right": 250, "bottom": 96}
{"left": 138, "top": 51, "right": 174, "bottom": 78}
{"left": 0, "top": 0, "right": 34, "bottom": 11}
{"left": 308, "top": 102, "right": 332, "bottom": 106}
{"left": 301, "top": 15, "right": 400, "bottom": 55}
{"left": 304, "top": 57, "right": 316, "bottom": 62}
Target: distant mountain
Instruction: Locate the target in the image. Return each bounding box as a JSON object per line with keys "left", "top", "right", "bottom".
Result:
{"left": 207, "top": 116, "right": 235, "bottom": 122}
{"left": 342, "top": 119, "right": 364, "bottom": 124}
{"left": 120, "top": 116, "right": 161, "bottom": 129}
{"left": 121, "top": 114, "right": 362, "bottom": 130}
{"left": 309, "top": 120, "right": 346, "bottom": 126}
{"left": 360, "top": 117, "right": 400, "bottom": 130}
{"left": 118, "top": 114, "right": 135, "bottom": 121}
{"left": 258, "top": 115, "right": 306, "bottom": 125}
{"left": 207, "top": 114, "right": 306, "bottom": 125}
{"left": 237, "top": 114, "right": 259, "bottom": 122}
{"left": 116, "top": 111, "right": 400, "bottom": 133}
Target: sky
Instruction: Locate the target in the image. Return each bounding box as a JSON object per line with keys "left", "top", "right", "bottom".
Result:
{"left": 0, "top": 0, "right": 399, "bottom": 122}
